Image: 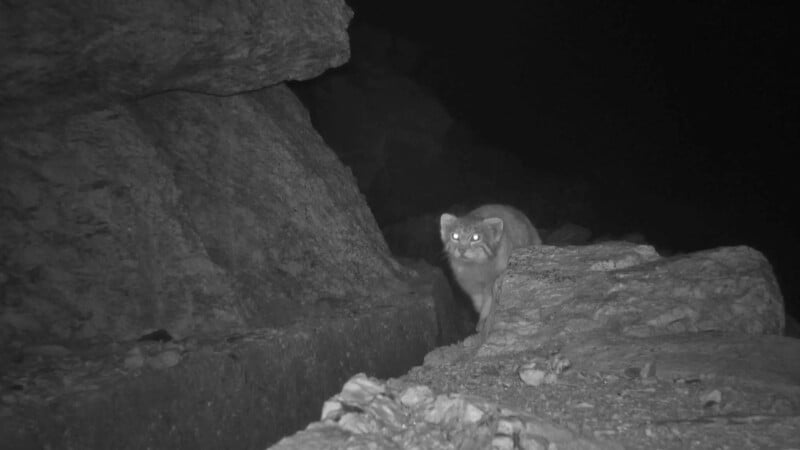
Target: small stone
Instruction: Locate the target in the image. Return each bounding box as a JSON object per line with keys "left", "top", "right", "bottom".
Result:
{"left": 550, "top": 355, "right": 571, "bottom": 374}
{"left": 338, "top": 412, "right": 378, "bottom": 434}
{"left": 424, "top": 395, "right": 454, "bottom": 423}
{"left": 462, "top": 402, "right": 485, "bottom": 424}
{"left": 424, "top": 395, "right": 484, "bottom": 425}
{"left": 339, "top": 373, "right": 385, "bottom": 405}
{"left": 320, "top": 399, "right": 342, "bottom": 420}
{"left": 146, "top": 349, "right": 181, "bottom": 370}
{"left": 519, "top": 362, "right": 548, "bottom": 386}
{"left": 491, "top": 435, "right": 514, "bottom": 450}
{"left": 496, "top": 417, "right": 523, "bottom": 436}
{"left": 123, "top": 352, "right": 145, "bottom": 370}
{"left": 398, "top": 385, "right": 434, "bottom": 408}
{"left": 674, "top": 386, "right": 690, "bottom": 395}
{"left": 369, "top": 395, "right": 405, "bottom": 430}
{"left": 700, "top": 389, "right": 722, "bottom": 408}
{"left": 593, "top": 429, "right": 617, "bottom": 439}
{"left": 641, "top": 361, "right": 656, "bottom": 379}
{"left": 518, "top": 435, "right": 548, "bottom": 450}
{"left": 604, "top": 374, "right": 620, "bottom": 383}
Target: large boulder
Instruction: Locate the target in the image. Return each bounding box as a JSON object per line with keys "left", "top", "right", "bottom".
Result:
{"left": 0, "top": 0, "right": 467, "bottom": 448}
{"left": 0, "top": 0, "right": 352, "bottom": 127}
{"left": 272, "top": 243, "right": 800, "bottom": 450}
{"left": 1, "top": 84, "right": 417, "bottom": 343}
{"left": 481, "top": 243, "right": 784, "bottom": 357}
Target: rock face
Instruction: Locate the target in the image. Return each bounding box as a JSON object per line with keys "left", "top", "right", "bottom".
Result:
{"left": 1, "top": 83, "right": 412, "bottom": 343}
{"left": 0, "top": 1, "right": 469, "bottom": 448}
{"left": 273, "top": 243, "right": 800, "bottom": 450}
{"left": 481, "top": 243, "right": 784, "bottom": 357}
{"left": 273, "top": 372, "right": 618, "bottom": 450}
{"left": 0, "top": 0, "right": 352, "bottom": 127}
{"left": 0, "top": 0, "right": 396, "bottom": 346}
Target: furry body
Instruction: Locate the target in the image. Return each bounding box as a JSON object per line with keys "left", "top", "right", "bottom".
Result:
{"left": 440, "top": 204, "right": 541, "bottom": 332}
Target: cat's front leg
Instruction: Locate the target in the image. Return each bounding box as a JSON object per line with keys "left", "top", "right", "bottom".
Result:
{"left": 476, "top": 288, "right": 494, "bottom": 334}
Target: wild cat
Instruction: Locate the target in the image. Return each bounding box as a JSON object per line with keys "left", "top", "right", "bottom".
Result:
{"left": 440, "top": 204, "right": 541, "bottom": 333}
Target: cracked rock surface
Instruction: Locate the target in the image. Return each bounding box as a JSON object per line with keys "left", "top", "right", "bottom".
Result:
{"left": 273, "top": 243, "right": 800, "bottom": 449}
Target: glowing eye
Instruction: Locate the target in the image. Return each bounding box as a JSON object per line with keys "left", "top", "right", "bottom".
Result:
{"left": 471, "top": 233, "right": 481, "bottom": 242}
{"left": 451, "top": 232, "right": 459, "bottom": 240}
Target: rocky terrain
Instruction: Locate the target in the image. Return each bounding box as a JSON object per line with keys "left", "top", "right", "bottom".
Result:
{"left": 273, "top": 243, "right": 800, "bottom": 449}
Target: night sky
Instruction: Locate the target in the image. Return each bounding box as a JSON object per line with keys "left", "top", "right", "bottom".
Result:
{"left": 344, "top": 1, "right": 799, "bottom": 318}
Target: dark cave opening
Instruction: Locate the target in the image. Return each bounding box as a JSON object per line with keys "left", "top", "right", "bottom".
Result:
{"left": 296, "top": 0, "right": 800, "bottom": 322}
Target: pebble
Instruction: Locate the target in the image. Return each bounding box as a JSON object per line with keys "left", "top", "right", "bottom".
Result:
{"left": 519, "top": 364, "right": 547, "bottom": 386}
{"left": 700, "top": 389, "right": 722, "bottom": 408}
{"left": 300, "top": 373, "right": 573, "bottom": 449}
{"left": 339, "top": 373, "right": 385, "bottom": 404}
{"left": 398, "top": 385, "right": 433, "bottom": 407}
{"left": 146, "top": 349, "right": 181, "bottom": 370}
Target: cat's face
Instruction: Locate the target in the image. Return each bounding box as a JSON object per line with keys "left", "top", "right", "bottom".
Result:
{"left": 440, "top": 214, "right": 504, "bottom": 262}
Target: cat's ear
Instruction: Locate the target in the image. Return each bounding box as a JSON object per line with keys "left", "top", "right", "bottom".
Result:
{"left": 483, "top": 217, "right": 504, "bottom": 242}
{"left": 440, "top": 214, "right": 457, "bottom": 241}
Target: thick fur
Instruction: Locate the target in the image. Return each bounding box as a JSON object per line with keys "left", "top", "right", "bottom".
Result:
{"left": 440, "top": 204, "right": 541, "bottom": 333}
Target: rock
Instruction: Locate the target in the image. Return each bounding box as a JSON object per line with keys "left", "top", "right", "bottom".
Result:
{"left": 491, "top": 435, "right": 515, "bottom": 450}
{"left": 0, "top": 1, "right": 448, "bottom": 448}
{"left": 123, "top": 347, "right": 145, "bottom": 370}
{"left": 339, "top": 373, "right": 386, "bottom": 404}
{"left": 640, "top": 361, "right": 656, "bottom": 379}
{"left": 700, "top": 389, "right": 722, "bottom": 408}
{"left": 270, "top": 242, "right": 800, "bottom": 449}
{"left": 399, "top": 258, "right": 475, "bottom": 345}
{"left": 519, "top": 364, "right": 547, "bottom": 386}
{"left": 1, "top": 84, "right": 413, "bottom": 343}
{"left": 398, "top": 385, "right": 434, "bottom": 408}
{"left": 0, "top": 0, "right": 352, "bottom": 128}
{"left": 271, "top": 373, "right": 615, "bottom": 450}
{"left": 146, "top": 350, "right": 181, "bottom": 370}
{"left": 481, "top": 243, "right": 784, "bottom": 357}
{"left": 424, "top": 395, "right": 486, "bottom": 425}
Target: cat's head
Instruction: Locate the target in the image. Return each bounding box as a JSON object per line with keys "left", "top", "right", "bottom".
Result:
{"left": 439, "top": 213, "right": 504, "bottom": 262}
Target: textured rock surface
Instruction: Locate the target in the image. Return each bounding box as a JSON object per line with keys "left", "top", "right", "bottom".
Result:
{"left": 0, "top": 0, "right": 352, "bottom": 127}
{"left": 480, "top": 244, "right": 784, "bottom": 357}
{"left": 272, "top": 373, "right": 618, "bottom": 450}
{"left": 0, "top": 84, "right": 409, "bottom": 344}
{"left": 0, "top": 295, "right": 438, "bottom": 449}
{"left": 274, "top": 243, "right": 799, "bottom": 449}
{"left": 0, "top": 1, "right": 468, "bottom": 448}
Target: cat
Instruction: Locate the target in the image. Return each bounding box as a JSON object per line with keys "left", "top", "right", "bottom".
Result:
{"left": 439, "top": 204, "right": 541, "bottom": 334}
